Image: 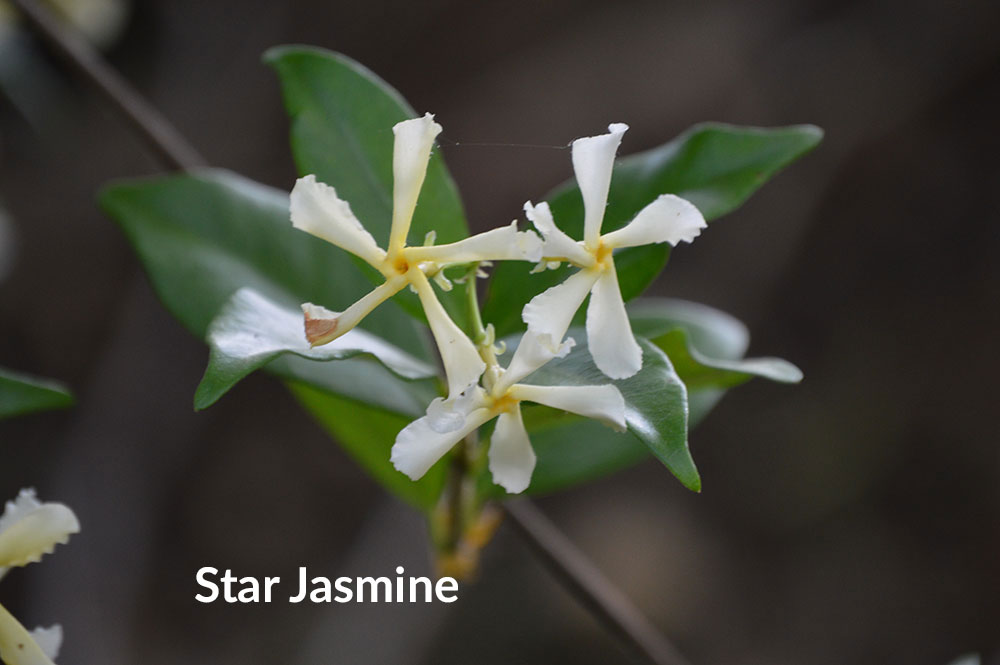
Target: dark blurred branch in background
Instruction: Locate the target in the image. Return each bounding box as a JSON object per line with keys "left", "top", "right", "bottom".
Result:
{"left": 7, "top": 1, "right": 690, "bottom": 664}
{"left": 8, "top": 0, "right": 205, "bottom": 170}
{"left": 504, "top": 500, "right": 693, "bottom": 665}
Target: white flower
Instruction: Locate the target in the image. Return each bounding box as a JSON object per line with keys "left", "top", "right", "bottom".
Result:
{"left": 390, "top": 331, "right": 626, "bottom": 494}
{"left": 291, "top": 114, "right": 542, "bottom": 399}
{"left": 0, "top": 489, "right": 80, "bottom": 665}
{"left": 523, "top": 123, "right": 707, "bottom": 380}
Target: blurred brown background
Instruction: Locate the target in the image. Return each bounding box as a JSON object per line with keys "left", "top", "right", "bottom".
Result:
{"left": 1, "top": 0, "right": 998, "bottom": 663}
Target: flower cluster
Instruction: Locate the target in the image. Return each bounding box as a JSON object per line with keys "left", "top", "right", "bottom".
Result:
{"left": 291, "top": 114, "right": 541, "bottom": 400}
{"left": 0, "top": 489, "right": 80, "bottom": 665}
{"left": 289, "top": 116, "right": 706, "bottom": 493}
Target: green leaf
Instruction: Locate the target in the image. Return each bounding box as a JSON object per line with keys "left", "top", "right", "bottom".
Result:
{"left": 0, "top": 368, "right": 74, "bottom": 420}
{"left": 195, "top": 288, "right": 438, "bottom": 414}
{"left": 265, "top": 45, "right": 470, "bottom": 325}
{"left": 289, "top": 381, "right": 447, "bottom": 511}
{"left": 505, "top": 330, "right": 698, "bottom": 493}
{"left": 483, "top": 123, "right": 823, "bottom": 335}
{"left": 517, "top": 414, "right": 650, "bottom": 496}
{"left": 630, "top": 298, "right": 802, "bottom": 425}
{"left": 630, "top": 297, "right": 750, "bottom": 360}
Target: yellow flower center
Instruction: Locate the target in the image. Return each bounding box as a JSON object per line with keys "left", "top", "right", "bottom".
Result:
{"left": 384, "top": 255, "right": 411, "bottom": 276}
{"left": 593, "top": 241, "right": 613, "bottom": 269}
{"left": 489, "top": 392, "right": 520, "bottom": 415}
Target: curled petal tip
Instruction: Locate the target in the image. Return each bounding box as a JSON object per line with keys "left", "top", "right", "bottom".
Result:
{"left": 301, "top": 303, "right": 340, "bottom": 346}
{"left": 573, "top": 122, "right": 629, "bottom": 146}
{"left": 0, "top": 491, "right": 80, "bottom": 572}
{"left": 513, "top": 224, "right": 544, "bottom": 263}
{"left": 554, "top": 336, "right": 576, "bottom": 359}
{"left": 426, "top": 396, "right": 468, "bottom": 434}
{"left": 31, "top": 624, "right": 63, "bottom": 660}
{"left": 523, "top": 200, "right": 545, "bottom": 219}
{"left": 600, "top": 193, "right": 707, "bottom": 249}
{"left": 393, "top": 112, "right": 443, "bottom": 138}
{"left": 656, "top": 194, "right": 708, "bottom": 245}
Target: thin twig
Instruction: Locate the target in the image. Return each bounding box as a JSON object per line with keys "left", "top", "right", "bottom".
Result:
{"left": 11, "top": 6, "right": 692, "bottom": 663}
{"left": 504, "top": 500, "right": 693, "bottom": 665}
{"left": 8, "top": 0, "right": 205, "bottom": 170}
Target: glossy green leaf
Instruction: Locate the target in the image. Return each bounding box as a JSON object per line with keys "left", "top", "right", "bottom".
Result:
{"left": 265, "top": 45, "right": 470, "bottom": 325}
{"left": 630, "top": 297, "right": 750, "bottom": 360}
{"left": 0, "top": 368, "right": 74, "bottom": 420}
{"left": 503, "top": 330, "right": 697, "bottom": 493}
{"left": 195, "top": 288, "right": 438, "bottom": 415}
{"left": 289, "top": 381, "right": 447, "bottom": 510}
{"left": 517, "top": 413, "right": 650, "bottom": 496}
{"left": 630, "top": 298, "right": 802, "bottom": 424}
{"left": 483, "top": 123, "right": 823, "bottom": 335}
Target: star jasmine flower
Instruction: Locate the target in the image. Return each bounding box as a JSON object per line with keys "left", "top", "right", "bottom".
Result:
{"left": 391, "top": 331, "right": 627, "bottom": 494}
{"left": 523, "top": 123, "right": 707, "bottom": 380}
{"left": 0, "top": 489, "right": 80, "bottom": 665}
{"left": 291, "top": 113, "right": 542, "bottom": 398}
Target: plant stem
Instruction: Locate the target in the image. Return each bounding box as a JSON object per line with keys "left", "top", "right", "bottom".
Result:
{"left": 12, "top": 8, "right": 693, "bottom": 664}
{"left": 464, "top": 263, "right": 488, "bottom": 344}
{"left": 504, "top": 500, "right": 693, "bottom": 665}
{"left": 465, "top": 263, "right": 502, "bottom": 391}
{"left": 8, "top": 0, "right": 205, "bottom": 171}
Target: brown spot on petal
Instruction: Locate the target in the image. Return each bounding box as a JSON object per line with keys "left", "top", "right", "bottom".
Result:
{"left": 304, "top": 313, "right": 338, "bottom": 346}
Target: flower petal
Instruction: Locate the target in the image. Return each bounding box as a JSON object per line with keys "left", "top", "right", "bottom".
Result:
{"left": 0, "top": 604, "right": 57, "bottom": 665}
{"left": 389, "top": 113, "right": 442, "bottom": 254}
{"left": 497, "top": 331, "right": 575, "bottom": 392}
{"left": 425, "top": 387, "right": 488, "bottom": 433}
{"left": 409, "top": 269, "right": 486, "bottom": 399}
{"left": 0, "top": 490, "right": 79, "bottom": 572}
{"left": 524, "top": 202, "right": 593, "bottom": 267}
{"left": 29, "top": 627, "right": 61, "bottom": 662}
{"left": 488, "top": 407, "right": 536, "bottom": 493}
{"left": 572, "top": 123, "right": 628, "bottom": 249}
{"left": 391, "top": 406, "right": 493, "bottom": 481}
{"left": 510, "top": 383, "right": 627, "bottom": 432}
{"left": 521, "top": 268, "right": 599, "bottom": 354}
{"left": 404, "top": 221, "right": 542, "bottom": 265}
{"left": 586, "top": 265, "right": 642, "bottom": 379}
{"left": 301, "top": 302, "right": 340, "bottom": 346}
{"left": 290, "top": 175, "right": 386, "bottom": 268}
{"left": 602, "top": 194, "right": 706, "bottom": 248}
{"left": 301, "top": 276, "right": 407, "bottom": 346}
